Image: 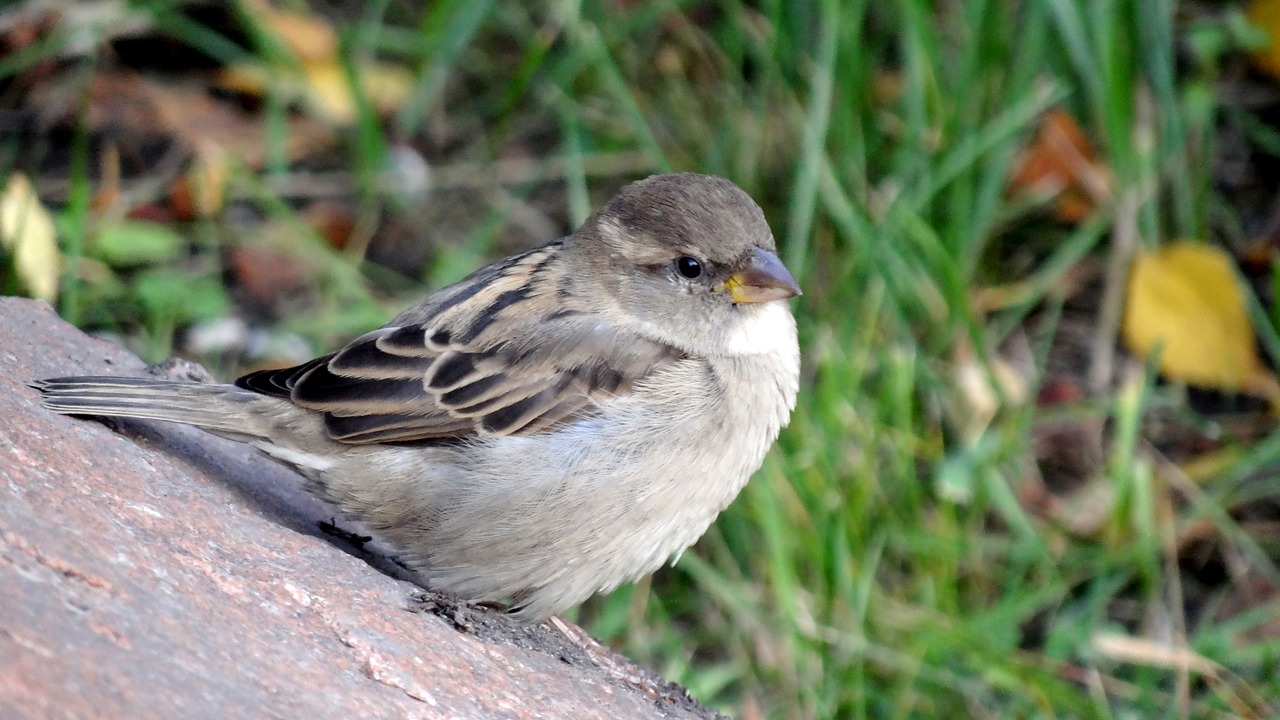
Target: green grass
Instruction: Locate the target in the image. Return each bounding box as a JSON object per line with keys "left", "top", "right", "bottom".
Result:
{"left": 6, "top": 0, "right": 1280, "bottom": 716}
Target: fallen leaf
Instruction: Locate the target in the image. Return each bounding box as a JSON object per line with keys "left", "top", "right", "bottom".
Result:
{"left": 32, "top": 71, "right": 334, "bottom": 173}
{"left": 216, "top": 3, "right": 413, "bottom": 126}
{"left": 90, "top": 143, "right": 121, "bottom": 215}
{"left": 1122, "top": 241, "right": 1277, "bottom": 397}
{"left": 0, "top": 173, "right": 60, "bottom": 302}
{"left": 228, "top": 246, "right": 310, "bottom": 308}
{"left": 219, "top": 59, "right": 413, "bottom": 125}
{"left": 244, "top": 0, "right": 338, "bottom": 63}
{"left": 1037, "top": 377, "right": 1083, "bottom": 406}
{"left": 126, "top": 202, "right": 178, "bottom": 224}
{"left": 145, "top": 77, "right": 334, "bottom": 167}
{"left": 1009, "top": 108, "right": 1111, "bottom": 223}
{"left": 300, "top": 62, "right": 355, "bottom": 120}
{"left": 301, "top": 201, "right": 358, "bottom": 250}
{"left": 169, "top": 148, "right": 232, "bottom": 220}
{"left": 1248, "top": 0, "right": 1280, "bottom": 78}
{"left": 351, "top": 62, "right": 414, "bottom": 117}
{"left": 29, "top": 70, "right": 165, "bottom": 139}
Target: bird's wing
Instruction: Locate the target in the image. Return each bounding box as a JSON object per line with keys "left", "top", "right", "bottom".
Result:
{"left": 235, "top": 244, "right": 683, "bottom": 444}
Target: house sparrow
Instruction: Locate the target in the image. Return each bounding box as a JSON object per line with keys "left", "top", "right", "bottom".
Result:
{"left": 34, "top": 173, "right": 801, "bottom": 621}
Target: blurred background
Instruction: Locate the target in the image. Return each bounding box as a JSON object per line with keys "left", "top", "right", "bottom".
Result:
{"left": 3, "top": 0, "right": 1280, "bottom": 716}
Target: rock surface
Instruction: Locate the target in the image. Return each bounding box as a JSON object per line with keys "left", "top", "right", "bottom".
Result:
{"left": 0, "top": 297, "right": 712, "bottom": 720}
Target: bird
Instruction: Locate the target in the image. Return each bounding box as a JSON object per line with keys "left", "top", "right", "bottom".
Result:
{"left": 34, "top": 172, "right": 802, "bottom": 622}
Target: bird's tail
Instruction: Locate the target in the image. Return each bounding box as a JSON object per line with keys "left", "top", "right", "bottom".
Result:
{"left": 32, "top": 376, "right": 276, "bottom": 441}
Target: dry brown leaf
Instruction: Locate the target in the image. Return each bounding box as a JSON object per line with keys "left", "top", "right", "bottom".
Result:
{"left": 35, "top": 71, "right": 334, "bottom": 172}
{"left": 301, "top": 201, "right": 358, "bottom": 250}
{"left": 217, "top": 3, "right": 412, "bottom": 125}
{"left": 219, "top": 59, "right": 412, "bottom": 125}
{"left": 41, "top": 70, "right": 165, "bottom": 136}
{"left": 1122, "top": 241, "right": 1278, "bottom": 398}
{"left": 89, "top": 142, "right": 121, "bottom": 215}
{"left": 1249, "top": 0, "right": 1280, "bottom": 78}
{"left": 143, "top": 78, "right": 333, "bottom": 166}
{"left": 0, "top": 173, "right": 60, "bottom": 303}
{"left": 1009, "top": 108, "right": 1112, "bottom": 223}
{"left": 228, "top": 246, "right": 310, "bottom": 308}
{"left": 169, "top": 148, "right": 231, "bottom": 220}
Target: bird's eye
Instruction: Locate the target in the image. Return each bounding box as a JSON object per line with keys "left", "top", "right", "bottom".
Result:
{"left": 675, "top": 256, "right": 703, "bottom": 279}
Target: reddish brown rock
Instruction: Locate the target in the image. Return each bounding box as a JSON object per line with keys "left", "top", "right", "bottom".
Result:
{"left": 0, "top": 297, "right": 714, "bottom": 720}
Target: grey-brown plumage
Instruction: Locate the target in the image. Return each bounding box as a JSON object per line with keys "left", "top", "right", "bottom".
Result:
{"left": 35, "top": 173, "right": 801, "bottom": 621}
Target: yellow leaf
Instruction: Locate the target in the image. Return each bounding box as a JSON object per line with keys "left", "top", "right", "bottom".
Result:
{"left": 218, "top": 4, "right": 412, "bottom": 127}
{"left": 213, "top": 63, "right": 271, "bottom": 98}
{"left": 0, "top": 173, "right": 60, "bottom": 303}
{"left": 216, "top": 60, "right": 412, "bottom": 127}
{"left": 302, "top": 62, "right": 355, "bottom": 123}
{"left": 188, "top": 147, "right": 231, "bottom": 218}
{"left": 244, "top": 0, "right": 338, "bottom": 63}
{"left": 357, "top": 62, "right": 414, "bottom": 116}
{"left": 1122, "top": 241, "right": 1275, "bottom": 396}
{"left": 303, "top": 62, "right": 414, "bottom": 124}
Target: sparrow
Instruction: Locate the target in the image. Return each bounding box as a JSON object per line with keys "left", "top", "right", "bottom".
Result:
{"left": 34, "top": 173, "right": 802, "bottom": 621}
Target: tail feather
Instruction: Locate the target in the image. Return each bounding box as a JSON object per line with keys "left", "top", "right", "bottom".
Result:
{"left": 33, "top": 376, "right": 269, "bottom": 439}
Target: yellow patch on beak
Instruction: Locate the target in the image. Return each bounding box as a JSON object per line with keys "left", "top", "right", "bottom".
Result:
{"left": 716, "top": 248, "right": 802, "bottom": 304}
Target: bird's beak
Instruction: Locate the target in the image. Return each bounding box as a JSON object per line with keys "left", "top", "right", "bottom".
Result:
{"left": 716, "top": 247, "right": 802, "bottom": 304}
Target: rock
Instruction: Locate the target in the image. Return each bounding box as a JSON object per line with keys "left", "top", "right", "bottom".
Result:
{"left": 0, "top": 297, "right": 715, "bottom": 720}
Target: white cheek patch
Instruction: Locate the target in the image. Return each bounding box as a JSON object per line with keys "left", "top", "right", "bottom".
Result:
{"left": 722, "top": 302, "right": 797, "bottom": 356}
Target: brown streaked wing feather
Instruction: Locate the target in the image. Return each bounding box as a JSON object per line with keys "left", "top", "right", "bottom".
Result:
{"left": 324, "top": 411, "right": 476, "bottom": 444}
{"left": 233, "top": 242, "right": 684, "bottom": 445}
{"left": 235, "top": 354, "right": 334, "bottom": 398}
{"left": 279, "top": 320, "right": 680, "bottom": 444}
